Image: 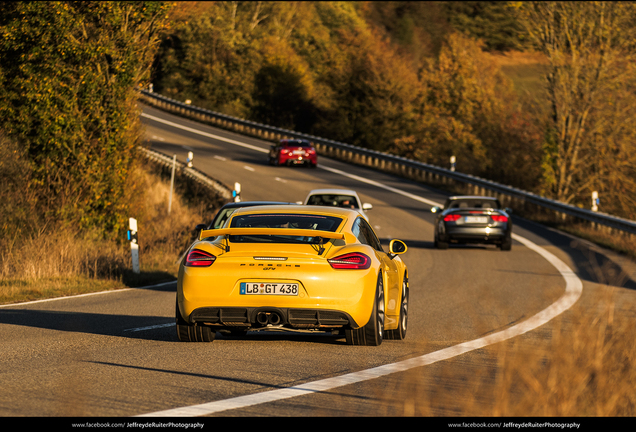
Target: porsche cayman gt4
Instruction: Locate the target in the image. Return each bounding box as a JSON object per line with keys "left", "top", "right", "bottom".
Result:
{"left": 176, "top": 205, "right": 409, "bottom": 346}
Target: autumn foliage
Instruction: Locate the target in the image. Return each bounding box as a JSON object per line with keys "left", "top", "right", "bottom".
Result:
{"left": 1, "top": 1, "right": 635, "bottom": 247}
{"left": 0, "top": 1, "right": 170, "bottom": 238}
{"left": 152, "top": 2, "right": 546, "bottom": 198}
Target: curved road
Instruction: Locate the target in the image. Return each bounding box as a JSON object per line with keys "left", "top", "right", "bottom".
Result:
{"left": 1, "top": 105, "right": 634, "bottom": 417}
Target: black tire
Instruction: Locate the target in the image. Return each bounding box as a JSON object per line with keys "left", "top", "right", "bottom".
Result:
{"left": 435, "top": 235, "right": 449, "bottom": 250}
{"left": 345, "top": 274, "right": 384, "bottom": 346}
{"left": 176, "top": 299, "right": 215, "bottom": 342}
{"left": 500, "top": 236, "right": 512, "bottom": 251}
{"left": 385, "top": 274, "right": 408, "bottom": 340}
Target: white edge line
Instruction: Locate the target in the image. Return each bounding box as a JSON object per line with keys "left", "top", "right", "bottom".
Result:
{"left": 141, "top": 113, "right": 268, "bottom": 154}
{"left": 0, "top": 281, "right": 176, "bottom": 309}
{"left": 135, "top": 113, "right": 583, "bottom": 417}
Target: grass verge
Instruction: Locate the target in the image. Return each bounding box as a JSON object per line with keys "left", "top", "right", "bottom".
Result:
{"left": 374, "top": 287, "right": 636, "bottom": 416}
{"left": 0, "top": 156, "right": 225, "bottom": 305}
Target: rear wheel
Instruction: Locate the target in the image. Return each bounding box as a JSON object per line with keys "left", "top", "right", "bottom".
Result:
{"left": 435, "top": 234, "right": 449, "bottom": 250}
{"left": 176, "top": 299, "right": 215, "bottom": 342}
{"left": 345, "top": 274, "right": 384, "bottom": 346}
{"left": 500, "top": 235, "right": 512, "bottom": 251}
{"left": 385, "top": 274, "right": 408, "bottom": 340}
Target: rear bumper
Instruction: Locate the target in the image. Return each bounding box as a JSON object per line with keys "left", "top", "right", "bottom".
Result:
{"left": 279, "top": 155, "right": 317, "bottom": 166}
{"left": 442, "top": 226, "right": 508, "bottom": 243}
{"left": 188, "top": 306, "right": 358, "bottom": 330}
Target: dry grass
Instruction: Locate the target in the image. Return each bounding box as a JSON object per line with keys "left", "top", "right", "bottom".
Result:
{"left": 558, "top": 222, "right": 636, "bottom": 262}
{"left": 0, "top": 160, "right": 218, "bottom": 304}
{"left": 375, "top": 287, "right": 636, "bottom": 417}
{"left": 486, "top": 50, "right": 550, "bottom": 67}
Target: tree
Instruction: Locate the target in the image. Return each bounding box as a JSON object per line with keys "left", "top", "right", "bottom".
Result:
{"left": 514, "top": 2, "right": 636, "bottom": 216}
{"left": 444, "top": 1, "right": 527, "bottom": 51}
{"left": 0, "top": 2, "right": 170, "bottom": 235}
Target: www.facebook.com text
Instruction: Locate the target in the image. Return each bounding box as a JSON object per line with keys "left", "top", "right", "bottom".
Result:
{"left": 71, "top": 422, "right": 205, "bottom": 429}
{"left": 448, "top": 422, "right": 581, "bottom": 429}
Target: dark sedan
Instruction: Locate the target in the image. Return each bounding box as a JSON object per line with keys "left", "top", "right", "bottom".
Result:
{"left": 431, "top": 196, "right": 512, "bottom": 251}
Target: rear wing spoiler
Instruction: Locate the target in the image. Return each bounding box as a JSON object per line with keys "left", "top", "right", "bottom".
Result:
{"left": 199, "top": 227, "right": 347, "bottom": 242}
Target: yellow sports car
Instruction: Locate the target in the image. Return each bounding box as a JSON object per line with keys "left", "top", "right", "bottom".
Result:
{"left": 176, "top": 205, "right": 409, "bottom": 346}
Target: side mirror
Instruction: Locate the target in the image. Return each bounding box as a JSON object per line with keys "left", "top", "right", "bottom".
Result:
{"left": 362, "top": 203, "right": 373, "bottom": 211}
{"left": 505, "top": 207, "right": 513, "bottom": 215}
{"left": 431, "top": 206, "right": 441, "bottom": 213}
{"left": 389, "top": 239, "right": 407, "bottom": 259}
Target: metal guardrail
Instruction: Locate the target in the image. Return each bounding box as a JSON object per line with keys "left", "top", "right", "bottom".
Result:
{"left": 139, "top": 146, "right": 232, "bottom": 201}
{"left": 138, "top": 89, "right": 636, "bottom": 238}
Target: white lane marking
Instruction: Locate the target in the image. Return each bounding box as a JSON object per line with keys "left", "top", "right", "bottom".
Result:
{"left": 214, "top": 155, "right": 227, "bottom": 161}
{"left": 141, "top": 113, "right": 268, "bottom": 154}
{"left": 275, "top": 177, "right": 287, "bottom": 183}
{"left": 124, "top": 323, "right": 175, "bottom": 333}
{"left": 0, "top": 281, "right": 177, "bottom": 309}
{"left": 138, "top": 111, "right": 583, "bottom": 416}
{"left": 141, "top": 236, "right": 581, "bottom": 417}
{"left": 244, "top": 165, "right": 255, "bottom": 172}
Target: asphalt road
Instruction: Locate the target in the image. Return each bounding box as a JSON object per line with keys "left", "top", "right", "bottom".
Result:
{"left": 1, "top": 105, "right": 634, "bottom": 418}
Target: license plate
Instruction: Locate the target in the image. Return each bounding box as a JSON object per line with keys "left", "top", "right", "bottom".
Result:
{"left": 292, "top": 149, "right": 304, "bottom": 155}
{"left": 465, "top": 216, "right": 488, "bottom": 223}
{"left": 240, "top": 282, "right": 299, "bottom": 295}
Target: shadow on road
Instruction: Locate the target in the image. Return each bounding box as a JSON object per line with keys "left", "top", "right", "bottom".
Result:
{"left": 0, "top": 308, "right": 352, "bottom": 345}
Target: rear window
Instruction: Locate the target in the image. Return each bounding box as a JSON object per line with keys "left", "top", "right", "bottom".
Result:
{"left": 307, "top": 194, "right": 359, "bottom": 209}
{"left": 446, "top": 199, "right": 500, "bottom": 209}
{"left": 283, "top": 141, "right": 312, "bottom": 148}
{"left": 229, "top": 213, "right": 343, "bottom": 243}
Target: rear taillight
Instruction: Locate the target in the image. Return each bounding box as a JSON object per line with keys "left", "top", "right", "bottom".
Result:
{"left": 491, "top": 215, "right": 509, "bottom": 223}
{"left": 328, "top": 252, "right": 371, "bottom": 269}
{"left": 185, "top": 249, "right": 216, "bottom": 267}
{"left": 443, "top": 214, "right": 462, "bottom": 222}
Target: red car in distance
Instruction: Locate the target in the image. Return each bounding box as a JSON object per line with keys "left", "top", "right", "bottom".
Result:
{"left": 268, "top": 139, "right": 317, "bottom": 168}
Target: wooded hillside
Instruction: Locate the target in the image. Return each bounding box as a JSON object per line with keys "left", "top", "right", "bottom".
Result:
{"left": 151, "top": 1, "right": 636, "bottom": 220}
{"left": 1, "top": 1, "right": 634, "bottom": 244}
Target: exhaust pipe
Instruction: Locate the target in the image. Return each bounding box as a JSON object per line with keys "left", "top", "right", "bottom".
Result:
{"left": 268, "top": 313, "right": 281, "bottom": 325}
{"left": 256, "top": 312, "right": 269, "bottom": 326}
{"left": 255, "top": 311, "right": 282, "bottom": 326}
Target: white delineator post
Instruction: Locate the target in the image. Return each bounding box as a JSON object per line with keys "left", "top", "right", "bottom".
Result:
{"left": 168, "top": 154, "right": 176, "bottom": 214}
{"left": 129, "top": 217, "right": 140, "bottom": 274}
{"left": 592, "top": 191, "right": 599, "bottom": 212}
{"left": 234, "top": 182, "right": 241, "bottom": 202}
